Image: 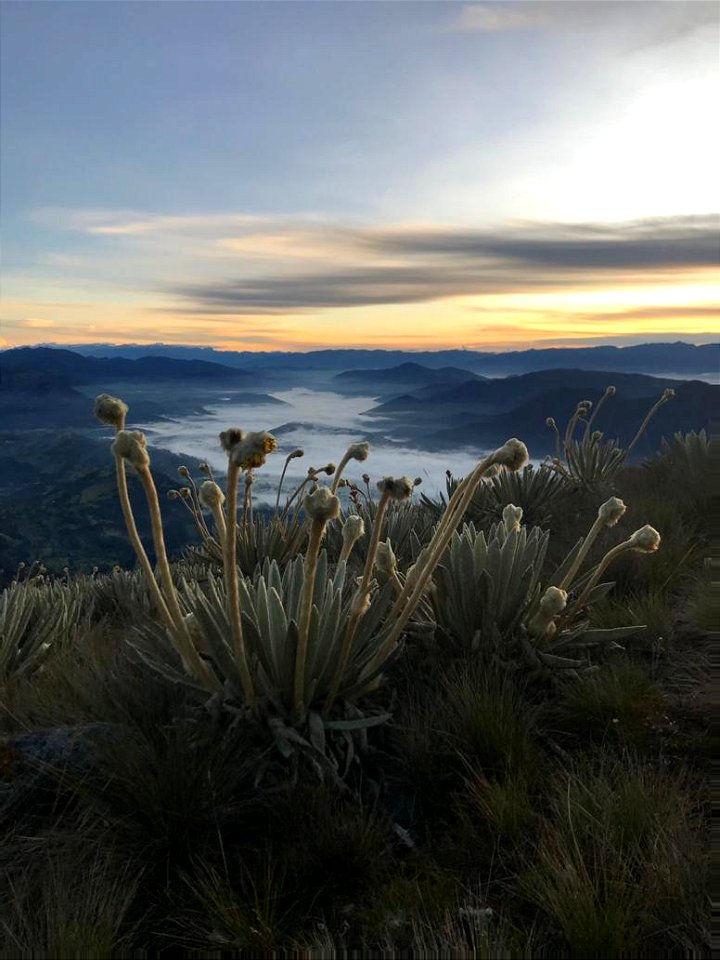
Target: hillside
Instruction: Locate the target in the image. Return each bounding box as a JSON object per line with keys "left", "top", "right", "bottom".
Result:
{"left": 0, "top": 430, "right": 203, "bottom": 577}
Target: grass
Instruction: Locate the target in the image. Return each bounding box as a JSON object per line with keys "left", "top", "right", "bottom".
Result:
{"left": 0, "top": 445, "right": 710, "bottom": 958}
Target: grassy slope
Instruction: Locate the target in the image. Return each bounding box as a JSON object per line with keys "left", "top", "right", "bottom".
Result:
{"left": 0, "top": 454, "right": 710, "bottom": 959}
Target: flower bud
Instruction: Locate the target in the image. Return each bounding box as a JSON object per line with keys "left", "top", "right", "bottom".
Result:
{"left": 167, "top": 490, "right": 181, "bottom": 500}
{"left": 362, "top": 473, "right": 371, "bottom": 484}
{"left": 303, "top": 485, "right": 341, "bottom": 522}
{"left": 490, "top": 438, "right": 529, "bottom": 472}
{"left": 321, "top": 463, "right": 336, "bottom": 475}
{"left": 199, "top": 480, "right": 225, "bottom": 509}
{"left": 377, "top": 476, "right": 414, "bottom": 501}
{"left": 629, "top": 525, "right": 661, "bottom": 553}
{"left": 178, "top": 465, "right": 190, "bottom": 479}
{"left": 199, "top": 462, "right": 212, "bottom": 475}
{"left": 413, "top": 477, "right": 423, "bottom": 487}
{"left": 376, "top": 540, "right": 397, "bottom": 575}
{"left": 229, "top": 431, "right": 278, "bottom": 470}
{"left": 112, "top": 430, "right": 150, "bottom": 469}
{"left": 539, "top": 585, "right": 567, "bottom": 616}
{"left": 341, "top": 514, "right": 365, "bottom": 547}
{"left": 606, "top": 385, "right": 616, "bottom": 396}
{"left": 289, "top": 448, "right": 304, "bottom": 460}
{"left": 598, "top": 496, "right": 626, "bottom": 527}
{"left": 346, "top": 441, "right": 370, "bottom": 462}
{"left": 502, "top": 503, "right": 523, "bottom": 532}
{"left": 93, "top": 394, "right": 129, "bottom": 428}
{"left": 219, "top": 428, "right": 245, "bottom": 452}
{"left": 662, "top": 388, "right": 675, "bottom": 401}
{"left": 546, "top": 417, "right": 556, "bottom": 428}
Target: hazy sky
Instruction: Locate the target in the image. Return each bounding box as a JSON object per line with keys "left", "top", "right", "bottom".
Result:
{"left": 1, "top": 0, "right": 718, "bottom": 351}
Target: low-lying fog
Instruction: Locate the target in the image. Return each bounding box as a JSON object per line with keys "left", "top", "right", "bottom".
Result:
{"left": 138, "top": 387, "right": 486, "bottom": 504}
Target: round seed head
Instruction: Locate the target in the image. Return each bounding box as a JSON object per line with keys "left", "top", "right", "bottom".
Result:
{"left": 199, "top": 462, "right": 212, "bottom": 475}
{"left": 341, "top": 514, "right": 365, "bottom": 546}
{"left": 414, "top": 477, "right": 422, "bottom": 486}
{"left": 229, "top": 431, "right": 278, "bottom": 470}
{"left": 606, "top": 385, "right": 616, "bottom": 396}
{"left": 180, "top": 487, "right": 192, "bottom": 500}
{"left": 200, "top": 480, "right": 225, "bottom": 509}
{"left": 377, "top": 476, "right": 414, "bottom": 501}
{"left": 362, "top": 473, "right": 371, "bottom": 484}
{"left": 598, "top": 496, "right": 626, "bottom": 527}
{"left": 289, "top": 448, "right": 304, "bottom": 460}
{"left": 93, "top": 393, "right": 129, "bottom": 428}
{"left": 112, "top": 430, "right": 150, "bottom": 469}
{"left": 304, "top": 484, "right": 341, "bottom": 522}
{"left": 219, "top": 428, "right": 245, "bottom": 453}
{"left": 490, "top": 438, "right": 529, "bottom": 472}
{"left": 167, "top": 489, "right": 181, "bottom": 500}
{"left": 546, "top": 417, "right": 556, "bottom": 428}
{"left": 178, "top": 465, "right": 190, "bottom": 479}
{"left": 321, "top": 462, "right": 336, "bottom": 475}
{"left": 629, "top": 525, "right": 661, "bottom": 553}
{"left": 662, "top": 388, "right": 675, "bottom": 401}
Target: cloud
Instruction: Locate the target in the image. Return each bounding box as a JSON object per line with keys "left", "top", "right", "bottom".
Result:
{"left": 449, "top": 3, "right": 543, "bottom": 34}
{"left": 447, "top": 1, "right": 719, "bottom": 47}
{"left": 171, "top": 215, "right": 720, "bottom": 315}
{"left": 22, "top": 317, "right": 56, "bottom": 328}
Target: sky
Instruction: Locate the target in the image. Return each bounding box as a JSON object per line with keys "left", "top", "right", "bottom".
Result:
{"left": 1, "top": 0, "right": 718, "bottom": 352}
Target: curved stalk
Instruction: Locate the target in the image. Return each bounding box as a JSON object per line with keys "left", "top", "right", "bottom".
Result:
{"left": 324, "top": 491, "right": 391, "bottom": 714}
{"left": 224, "top": 462, "right": 255, "bottom": 706}
{"left": 113, "top": 453, "right": 173, "bottom": 632}
{"left": 293, "top": 517, "right": 326, "bottom": 718}
{"left": 275, "top": 452, "right": 295, "bottom": 514}
{"left": 583, "top": 388, "right": 613, "bottom": 441}
{"left": 570, "top": 540, "right": 634, "bottom": 614}
{"left": 625, "top": 392, "right": 672, "bottom": 460}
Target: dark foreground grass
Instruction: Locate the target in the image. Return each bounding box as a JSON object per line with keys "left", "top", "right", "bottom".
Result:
{"left": 0, "top": 458, "right": 711, "bottom": 958}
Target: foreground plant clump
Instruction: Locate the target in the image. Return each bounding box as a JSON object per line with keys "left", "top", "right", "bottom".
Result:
{"left": 0, "top": 392, "right": 709, "bottom": 958}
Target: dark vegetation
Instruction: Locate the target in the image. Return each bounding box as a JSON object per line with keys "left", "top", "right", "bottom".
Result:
{"left": 0, "top": 378, "right": 711, "bottom": 957}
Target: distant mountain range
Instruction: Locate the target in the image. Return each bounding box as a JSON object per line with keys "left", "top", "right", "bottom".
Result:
{"left": 362, "top": 367, "right": 715, "bottom": 458}
{"left": 0, "top": 347, "right": 282, "bottom": 429}
{"left": 30, "top": 340, "right": 718, "bottom": 376}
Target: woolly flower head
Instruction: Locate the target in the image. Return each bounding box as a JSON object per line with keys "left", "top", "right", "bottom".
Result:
{"left": 546, "top": 417, "right": 556, "bottom": 428}
{"left": 112, "top": 430, "right": 149, "bottom": 469}
{"left": 229, "top": 431, "right": 278, "bottom": 470}
{"left": 303, "top": 485, "right": 341, "bottom": 523}
{"left": 288, "top": 448, "right": 304, "bottom": 460}
{"left": 199, "top": 480, "right": 225, "bottom": 510}
{"left": 629, "top": 525, "right": 661, "bottom": 553}
{"left": 346, "top": 441, "right": 370, "bottom": 462}
{"left": 377, "top": 476, "right": 415, "bottom": 501}
{"left": 178, "top": 465, "right": 191, "bottom": 479}
{"left": 94, "top": 394, "right": 129, "bottom": 428}
{"left": 539, "top": 585, "right": 568, "bottom": 616}
{"left": 341, "top": 514, "right": 365, "bottom": 547}
{"left": 502, "top": 503, "right": 523, "bottom": 532}
{"left": 662, "top": 388, "right": 675, "bottom": 402}
{"left": 605, "top": 385, "right": 616, "bottom": 396}
{"left": 490, "top": 438, "right": 529, "bottom": 473}
{"left": 598, "top": 496, "right": 626, "bottom": 527}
